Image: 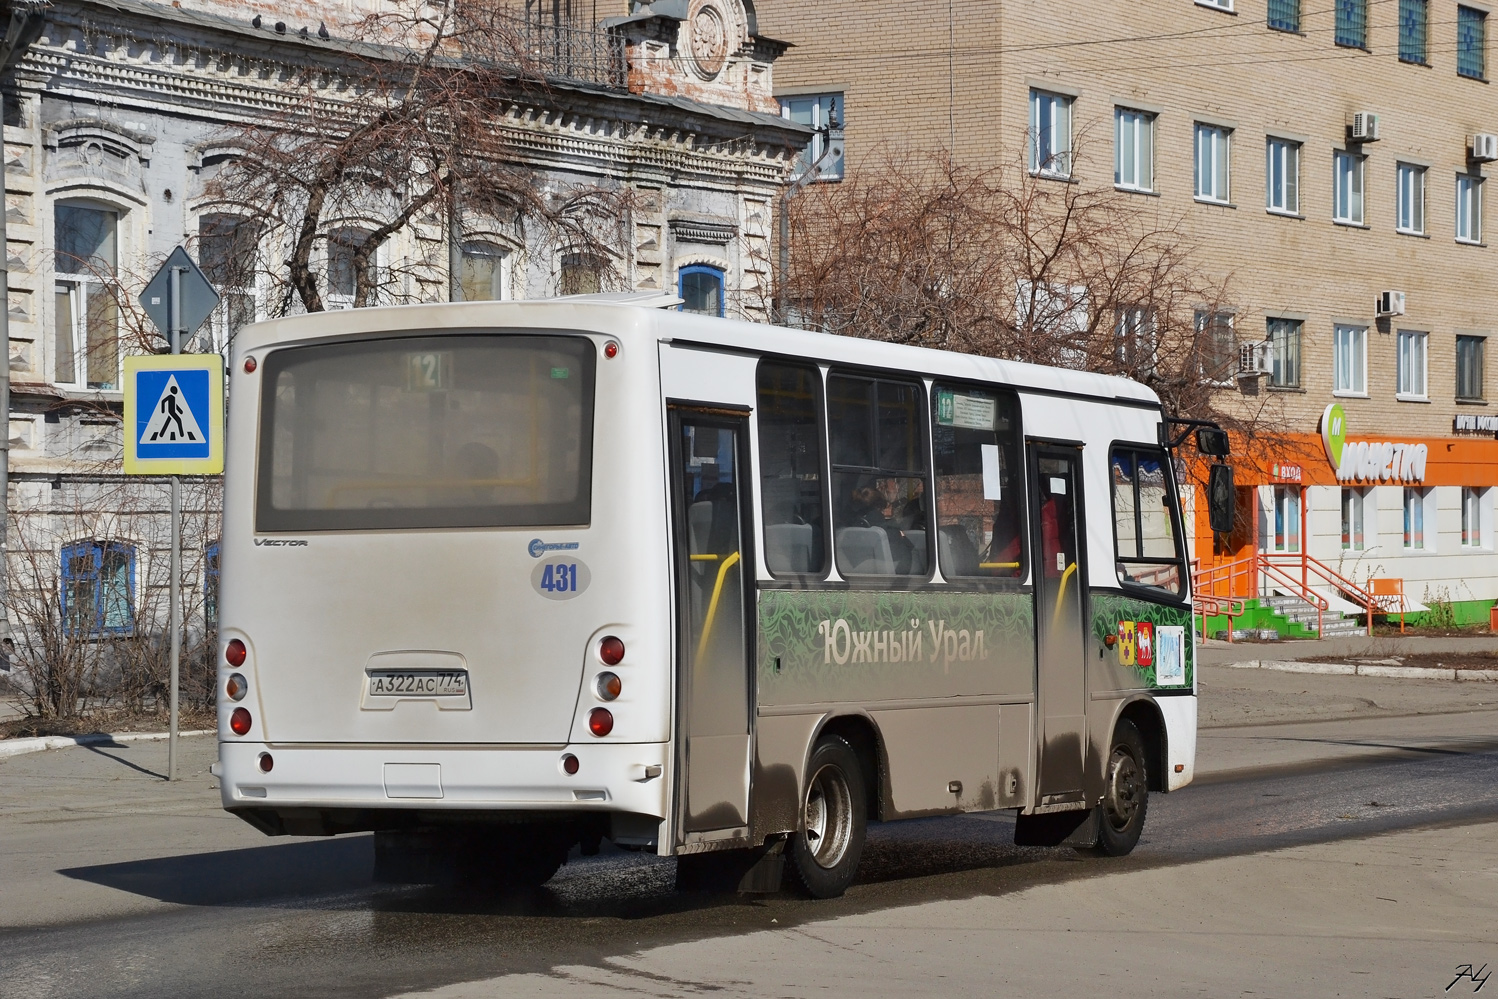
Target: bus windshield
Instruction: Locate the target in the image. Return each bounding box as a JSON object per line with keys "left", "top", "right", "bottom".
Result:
{"left": 256, "top": 333, "right": 595, "bottom": 532}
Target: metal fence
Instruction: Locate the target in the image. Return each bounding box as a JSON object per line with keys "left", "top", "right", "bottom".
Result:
{"left": 499, "top": 8, "right": 626, "bottom": 90}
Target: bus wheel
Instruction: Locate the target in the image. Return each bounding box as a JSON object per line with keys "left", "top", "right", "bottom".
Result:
{"left": 789, "top": 735, "right": 866, "bottom": 898}
{"left": 1096, "top": 719, "right": 1149, "bottom": 857}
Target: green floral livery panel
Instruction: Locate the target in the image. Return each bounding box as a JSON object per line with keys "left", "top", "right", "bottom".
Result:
{"left": 757, "top": 588, "right": 1036, "bottom": 706}
{"left": 1089, "top": 593, "right": 1195, "bottom": 691}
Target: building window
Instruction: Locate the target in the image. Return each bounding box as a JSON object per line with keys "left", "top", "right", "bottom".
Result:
{"left": 1115, "top": 306, "right": 1156, "bottom": 375}
{"left": 1459, "top": 5, "right": 1487, "bottom": 79}
{"left": 326, "top": 227, "right": 375, "bottom": 308}
{"left": 1194, "top": 124, "right": 1231, "bottom": 203}
{"left": 779, "top": 93, "right": 843, "bottom": 182}
{"left": 1341, "top": 487, "right": 1367, "bottom": 550}
{"left": 1457, "top": 174, "right": 1484, "bottom": 243}
{"left": 1267, "top": 317, "right": 1302, "bottom": 388}
{"left": 455, "top": 241, "right": 510, "bottom": 302}
{"left": 198, "top": 213, "right": 258, "bottom": 354}
{"left": 559, "top": 251, "right": 604, "bottom": 296}
{"left": 1266, "top": 138, "right": 1300, "bottom": 215}
{"left": 1403, "top": 487, "right": 1427, "bottom": 548}
{"left": 678, "top": 264, "right": 725, "bottom": 317}
{"left": 61, "top": 540, "right": 135, "bottom": 636}
{"left": 1336, "top": 0, "right": 1368, "bottom": 47}
{"left": 205, "top": 541, "right": 220, "bottom": 631}
{"left": 1334, "top": 151, "right": 1364, "bottom": 224}
{"left": 1397, "top": 329, "right": 1428, "bottom": 398}
{"left": 54, "top": 203, "right": 121, "bottom": 390}
{"left": 1272, "top": 485, "right": 1300, "bottom": 553}
{"left": 1029, "top": 90, "right": 1073, "bottom": 178}
{"left": 1115, "top": 108, "right": 1155, "bottom": 192}
{"left": 1268, "top": 0, "right": 1300, "bottom": 32}
{"left": 1457, "top": 334, "right": 1486, "bottom": 400}
{"left": 1334, "top": 324, "right": 1367, "bottom": 394}
{"left": 1111, "top": 447, "right": 1185, "bottom": 595}
{"left": 1195, "top": 310, "right": 1236, "bottom": 383}
{"left": 1462, "top": 487, "right": 1483, "bottom": 546}
{"left": 1396, "top": 163, "right": 1426, "bottom": 234}
{"left": 1399, "top": 0, "right": 1429, "bottom": 62}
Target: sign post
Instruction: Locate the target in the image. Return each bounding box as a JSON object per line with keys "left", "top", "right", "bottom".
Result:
{"left": 131, "top": 248, "right": 222, "bottom": 781}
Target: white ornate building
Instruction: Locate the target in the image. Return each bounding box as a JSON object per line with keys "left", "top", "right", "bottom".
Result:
{"left": 0, "top": 0, "right": 805, "bottom": 696}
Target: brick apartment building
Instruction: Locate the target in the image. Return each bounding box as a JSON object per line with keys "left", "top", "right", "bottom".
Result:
{"left": 759, "top": 0, "right": 1498, "bottom": 627}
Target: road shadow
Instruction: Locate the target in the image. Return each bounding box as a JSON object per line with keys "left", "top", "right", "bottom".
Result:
{"left": 82, "top": 743, "right": 166, "bottom": 781}
{"left": 60, "top": 836, "right": 376, "bottom": 907}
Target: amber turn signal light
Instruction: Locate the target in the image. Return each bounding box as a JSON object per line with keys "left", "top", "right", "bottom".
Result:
{"left": 595, "top": 671, "right": 621, "bottom": 701}
{"left": 226, "top": 673, "right": 248, "bottom": 701}
{"left": 229, "top": 707, "right": 252, "bottom": 736}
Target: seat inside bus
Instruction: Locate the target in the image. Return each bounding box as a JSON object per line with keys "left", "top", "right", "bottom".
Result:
{"left": 835, "top": 526, "right": 894, "bottom": 575}
{"left": 764, "top": 523, "right": 814, "bottom": 574}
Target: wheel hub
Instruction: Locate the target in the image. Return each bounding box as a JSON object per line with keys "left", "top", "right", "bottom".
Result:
{"left": 803, "top": 763, "right": 853, "bottom": 869}
{"left": 1104, "top": 747, "right": 1143, "bottom": 831}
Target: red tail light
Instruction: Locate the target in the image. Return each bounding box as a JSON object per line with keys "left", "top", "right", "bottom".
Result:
{"left": 225, "top": 639, "right": 246, "bottom": 667}
{"left": 257, "top": 752, "right": 274, "bottom": 773}
{"left": 229, "top": 707, "right": 252, "bottom": 736}
{"left": 561, "top": 753, "right": 580, "bottom": 775}
{"left": 588, "top": 707, "right": 614, "bottom": 737}
{"left": 599, "top": 636, "right": 625, "bottom": 665}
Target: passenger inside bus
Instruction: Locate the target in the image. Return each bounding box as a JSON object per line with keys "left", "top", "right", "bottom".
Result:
{"left": 842, "top": 477, "right": 917, "bottom": 575}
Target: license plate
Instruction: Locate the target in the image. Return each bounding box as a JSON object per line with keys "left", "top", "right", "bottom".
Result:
{"left": 367, "top": 670, "right": 469, "bottom": 698}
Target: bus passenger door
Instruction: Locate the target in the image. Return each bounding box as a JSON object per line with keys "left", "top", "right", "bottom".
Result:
{"left": 1028, "top": 444, "right": 1088, "bottom": 808}
{"left": 669, "top": 408, "right": 753, "bottom": 840}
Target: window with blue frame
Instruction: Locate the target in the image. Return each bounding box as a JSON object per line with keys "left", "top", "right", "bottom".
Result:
{"left": 1399, "top": 0, "right": 1428, "bottom": 63}
{"left": 1335, "top": 0, "right": 1368, "bottom": 47}
{"left": 679, "top": 265, "right": 725, "bottom": 317}
{"left": 61, "top": 540, "right": 135, "bottom": 635}
{"left": 205, "top": 541, "right": 220, "bottom": 631}
{"left": 1459, "top": 5, "right": 1487, "bottom": 79}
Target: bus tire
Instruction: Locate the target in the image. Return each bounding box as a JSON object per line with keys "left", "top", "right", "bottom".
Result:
{"left": 789, "top": 735, "right": 866, "bottom": 899}
{"left": 1096, "top": 718, "right": 1149, "bottom": 857}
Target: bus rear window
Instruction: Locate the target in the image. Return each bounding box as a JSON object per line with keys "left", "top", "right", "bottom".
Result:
{"left": 256, "top": 333, "right": 595, "bottom": 531}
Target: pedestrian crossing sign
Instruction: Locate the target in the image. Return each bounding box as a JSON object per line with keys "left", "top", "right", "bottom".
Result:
{"left": 123, "top": 354, "right": 225, "bottom": 475}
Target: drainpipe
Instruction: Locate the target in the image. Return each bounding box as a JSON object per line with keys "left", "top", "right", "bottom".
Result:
{"left": 0, "top": 4, "right": 45, "bottom": 669}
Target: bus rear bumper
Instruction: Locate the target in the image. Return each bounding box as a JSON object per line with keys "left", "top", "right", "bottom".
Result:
{"left": 218, "top": 740, "right": 669, "bottom": 826}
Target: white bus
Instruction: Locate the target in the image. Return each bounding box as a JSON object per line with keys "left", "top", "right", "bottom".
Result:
{"left": 217, "top": 296, "right": 1226, "bottom": 897}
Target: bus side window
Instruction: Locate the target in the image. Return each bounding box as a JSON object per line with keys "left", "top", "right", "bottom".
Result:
{"left": 930, "top": 384, "right": 1025, "bottom": 580}
{"left": 1111, "top": 447, "right": 1185, "bottom": 595}
{"left": 756, "top": 361, "right": 828, "bottom": 576}
{"left": 827, "top": 373, "right": 931, "bottom": 577}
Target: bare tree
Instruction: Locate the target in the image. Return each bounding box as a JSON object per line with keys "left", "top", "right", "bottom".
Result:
{"left": 201, "top": 0, "right": 631, "bottom": 319}
{"left": 769, "top": 144, "right": 1280, "bottom": 433}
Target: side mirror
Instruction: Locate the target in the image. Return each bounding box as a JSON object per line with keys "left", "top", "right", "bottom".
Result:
{"left": 1196, "top": 427, "right": 1231, "bottom": 457}
{"left": 1208, "top": 463, "right": 1235, "bottom": 534}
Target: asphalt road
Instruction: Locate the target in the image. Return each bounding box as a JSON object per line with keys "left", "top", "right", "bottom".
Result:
{"left": 1, "top": 669, "right": 1496, "bottom": 999}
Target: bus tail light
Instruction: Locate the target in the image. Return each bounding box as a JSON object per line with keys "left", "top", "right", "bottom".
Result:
{"left": 225, "top": 639, "right": 247, "bottom": 667}
{"left": 226, "top": 673, "right": 248, "bottom": 701}
{"left": 587, "top": 708, "right": 613, "bottom": 737}
{"left": 258, "top": 752, "right": 274, "bottom": 773}
{"left": 595, "top": 672, "right": 621, "bottom": 700}
{"left": 229, "top": 707, "right": 252, "bottom": 736}
{"left": 561, "top": 753, "right": 580, "bottom": 775}
{"left": 599, "top": 636, "right": 625, "bottom": 665}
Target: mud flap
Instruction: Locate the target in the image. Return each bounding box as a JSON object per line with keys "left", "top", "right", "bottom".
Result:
{"left": 675, "top": 841, "right": 786, "bottom": 893}
{"left": 1013, "top": 806, "right": 1100, "bottom": 848}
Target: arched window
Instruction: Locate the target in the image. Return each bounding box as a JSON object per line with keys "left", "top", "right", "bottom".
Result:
{"left": 456, "top": 240, "right": 510, "bottom": 301}
{"left": 679, "top": 264, "right": 725, "bottom": 317}
{"left": 559, "top": 251, "right": 604, "bottom": 296}
{"left": 327, "top": 227, "right": 376, "bottom": 308}
{"left": 198, "top": 213, "right": 259, "bottom": 352}
{"left": 54, "top": 201, "right": 121, "bottom": 389}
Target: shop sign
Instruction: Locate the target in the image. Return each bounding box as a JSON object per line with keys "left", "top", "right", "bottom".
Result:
{"left": 1453, "top": 413, "right": 1498, "bottom": 436}
{"left": 1320, "top": 403, "right": 1427, "bottom": 484}
{"left": 1271, "top": 463, "right": 1302, "bottom": 482}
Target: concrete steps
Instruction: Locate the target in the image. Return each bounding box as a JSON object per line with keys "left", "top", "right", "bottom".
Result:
{"left": 1261, "top": 594, "right": 1365, "bottom": 637}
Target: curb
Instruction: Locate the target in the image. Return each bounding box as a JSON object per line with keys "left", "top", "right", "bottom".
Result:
{"left": 0, "top": 729, "right": 215, "bottom": 760}
{"left": 1214, "top": 660, "right": 1498, "bottom": 681}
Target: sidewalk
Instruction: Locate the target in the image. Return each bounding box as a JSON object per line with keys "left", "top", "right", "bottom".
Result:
{"left": 1198, "top": 633, "right": 1498, "bottom": 666}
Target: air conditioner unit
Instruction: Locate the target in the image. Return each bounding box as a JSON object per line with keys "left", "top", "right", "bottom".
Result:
{"left": 1237, "top": 341, "right": 1273, "bottom": 378}
{"left": 1471, "top": 133, "right": 1498, "bottom": 161}
{"left": 1349, "top": 111, "right": 1380, "bottom": 142}
{"left": 1376, "top": 290, "right": 1406, "bottom": 317}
